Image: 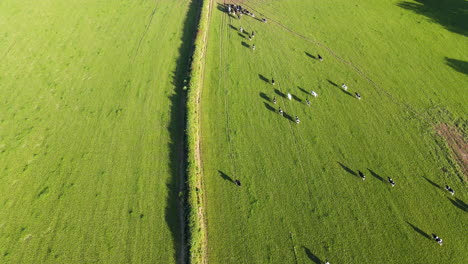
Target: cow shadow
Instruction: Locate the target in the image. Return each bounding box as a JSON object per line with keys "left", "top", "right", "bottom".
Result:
{"left": 241, "top": 41, "right": 250, "bottom": 48}
{"left": 406, "top": 221, "right": 431, "bottom": 240}
{"left": 238, "top": 33, "right": 246, "bottom": 39}
{"left": 258, "top": 74, "right": 270, "bottom": 84}
{"left": 327, "top": 79, "right": 338, "bottom": 87}
{"left": 303, "top": 247, "right": 321, "bottom": 264}
{"left": 422, "top": 176, "right": 442, "bottom": 189}
{"left": 368, "top": 169, "right": 385, "bottom": 183}
{"left": 448, "top": 197, "right": 468, "bottom": 212}
{"left": 291, "top": 94, "right": 302, "bottom": 103}
{"left": 338, "top": 162, "right": 358, "bottom": 177}
{"left": 264, "top": 102, "right": 276, "bottom": 113}
{"left": 283, "top": 112, "right": 295, "bottom": 123}
{"left": 274, "top": 89, "right": 286, "bottom": 98}
{"left": 305, "top": 52, "right": 317, "bottom": 60}
{"left": 228, "top": 24, "right": 237, "bottom": 31}
{"left": 298, "top": 86, "right": 309, "bottom": 95}
{"left": 218, "top": 170, "right": 234, "bottom": 183}
{"left": 259, "top": 92, "right": 270, "bottom": 101}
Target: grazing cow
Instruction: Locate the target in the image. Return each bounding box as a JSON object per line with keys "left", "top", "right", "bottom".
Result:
{"left": 287, "top": 93, "right": 292, "bottom": 100}
{"left": 235, "top": 179, "right": 242, "bottom": 187}
{"left": 248, "top": 35, "right": 252, "bottom": 41}
{"left": 358, "top": 170, "right": 366, "bottom": 181}
{"left": 388, "top": 178, "right": 395, "bottom": 187}
{"left": 306, "top": 99, "right": 311, "bottom": 106}
{"left": 311, "top": 91, "right": 318, "bottom": 97}
{"left": 271, "top": 78, "right": 275, "bottom": 85}
{"left": 295, "top": 116, "right": 300, "bottom": 124}
{"left": 342, "top": 83, "right": 348, "bottom": 91}
{"left": 445, "top": 185, "right": 455, "bottom": 195}
{"left": 318, "top": 54, "right": 323, "bottom": 62}
{"left": 273, "top": 97, "right": 277, "bottom": 104}
{"left": 239, "top": 26, "right": 243, "bottom": 33}
{"left": 262, "top": 18, "right": 267, "bottom": 23}
{"left": 278, "top": 107, "right": 283, "bottom": 116}
{"left": 432, "top": 234, "right": 443, "bottom": 245}
{"left": 252, "top": 44, "right": 256, "bottom": 50}
{"left": 355, "top": 92, "right": 361, "bottom": 100}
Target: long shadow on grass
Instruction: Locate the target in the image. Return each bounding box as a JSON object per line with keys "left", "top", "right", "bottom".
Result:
{"left": 406, "top": 221, "right": 431, "bottom": 240}
{"left": 229, "top": 24, "right": 237, "bottom": 31}
{"left": 304, "top": 52, "right": 317, "bottom": 60}
{"left": 397, "top": 0, "right": 468, "bottom": 36}
{"left": 166, "top": 0, "right": 202, "bottom": 262}
{"left": 241, "top": 41, "right": 251, "bottom": 48}
{"left": 445, "top": 57, "right": 468, "bottom": 75}
{"left": 448, "top": 197, "right": 468, "bottom": 212}
{"left": 327, "top": 79, "right": 338, "bottom": 87}
{"left": 291, "top": 94, "right": 302, "bottom": 103}
{"left": 328, "top": 80, "right": 353, "bottom": 98}
{"left": 259, "top": 74, "right": 271, "bottom": 84}
{"left": 259, "top": 92, "right": 271, "bottom": 101}
{"left": 338, "top": 162, "right": 358, "bottom": 177}
{"left": 303, "top": 247, "right": 321, "bottom": 264}
{"left": 298, "top": 86, "right": 309, "bottom": 95}
{"left": 264, "top": 102, "right": 276, "bottom": 113}
{"left": 422, "top": 176, "right": 442, "bottom": 189}
{"left": 283, "top": 112, "right": 295, "bottom": 123}
{"left": 274, "top": 89, "right": 286, "bottom": 98}
{"left": 368, "top": 169, "right": 385, "bottom": 183}
{"left": 218, "top": 170, "right": 234, "bottom": 184}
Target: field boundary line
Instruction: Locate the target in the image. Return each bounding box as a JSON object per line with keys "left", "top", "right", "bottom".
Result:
{"left": 186, "top": 0, "right": 214, "bottom": 263}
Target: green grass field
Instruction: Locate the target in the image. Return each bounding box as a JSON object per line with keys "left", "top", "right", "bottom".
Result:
{"left": 0, "top": 0, "right": 197, "bottom": 263}
{"left": 201, "top": 0, "right": 467, "bottom": 263}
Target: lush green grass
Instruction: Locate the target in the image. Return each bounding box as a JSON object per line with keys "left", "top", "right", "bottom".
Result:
{"left": 201, "top": 0, "right": 467, "bottom": 263}
{"left": 0, "top": 0, "right": 194, "bottom": 263}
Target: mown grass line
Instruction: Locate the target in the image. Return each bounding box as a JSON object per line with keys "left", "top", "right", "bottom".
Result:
{"left": 186, "top": 0, "right": 214, "bottom": 263}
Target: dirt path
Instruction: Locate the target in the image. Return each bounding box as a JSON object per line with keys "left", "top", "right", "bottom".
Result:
{"left": 436, "top": 123, "right": 468, "bottom": 180}
{"left": 193, "top": 0, "right": 215, "bottom": 263}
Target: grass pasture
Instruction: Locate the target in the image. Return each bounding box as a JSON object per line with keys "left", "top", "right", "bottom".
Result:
{"left": 201, "top": 0, "right": 467, "bottom": 263}
{"left": 0, "top": 0, "right": 198, "bottom": 263}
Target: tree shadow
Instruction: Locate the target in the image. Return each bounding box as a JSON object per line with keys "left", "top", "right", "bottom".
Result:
{"left": 446, "top": 57, "right": 468, "bottom": 75}
{"left": 337, "top": 162, "right": 358, "bottom": 177}
{"left": 297, "top": 86, "right": 309, "bottom": 95}
{"left": 241, "top": 41, "right": 250, "bottom": 48}
{"left": 327, "top": 79, "right": 338, "bottom": 87}
{"left": 406, "top": 221, "right": 431, "bottom": 240}
{"left": 422, "top": 176, "right": 442, "bottom": 189}
{"left": 368, "top": 169, "right": 385, "bottom": 183}
{"left": 274, "top": 89, "right": 286, "bottom": 98}
{"left": 259, "top": 92, "right": 270, "bottom": 101}
{"left": 264, "top": 102, "right": 276, "bottom": 113}
{"left": 304, "top": 52, "right": 317, "bottom": 59}
{"left": 448, "top": 197, "right": 468, "bottom": 212}
{"left": 291, "top": 94, "right": 302, "bottom": 103}
{"left": 303, "top": 247, "right": 321, "bottom": 264}
{"left": 218, "top": 170, "right": 234, "bottom": 183}
{"left": 166, "top": 0, "right": 203, "bottom": 262}
{"left": 258, "top": 74, "right": 270, "bottom": 83}
{"left": 397, "top": 0, "right": 468, "bottom": 36}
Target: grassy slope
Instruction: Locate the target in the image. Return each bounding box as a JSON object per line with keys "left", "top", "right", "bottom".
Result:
{"left": 0, "top": 0, "right": 191, "bottom": 263}
{"left": 201, "top": 0, "right": 467, "bottom": 263}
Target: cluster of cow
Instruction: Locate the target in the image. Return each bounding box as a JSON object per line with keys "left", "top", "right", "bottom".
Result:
{"left": 223, "top": 1, "right": 457, "bottom": 254}
{"left": 227, "top": 4, "right": 255, "bottom": 19}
